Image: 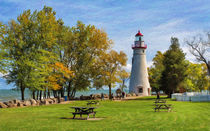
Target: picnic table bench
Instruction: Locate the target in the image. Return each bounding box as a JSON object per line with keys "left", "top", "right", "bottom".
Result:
{"left": 71, "top": 106, "right": 97, "bottom": 119}
{"left": 87, "top": 100, "right": 99, "bottom": 106}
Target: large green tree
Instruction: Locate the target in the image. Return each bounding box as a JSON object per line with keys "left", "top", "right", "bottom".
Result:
{"left": 0, "top": 22, "right": 8, "bottom": 73}
{"left": 160, "top": 37, "right": 187, "bottom": 98}
{"left": 59, "top": 21, "right": 112, "bottom": 98}
{"left": 148, "top": 51, "right": 164, "bottom": 99}
{"left": 1, "top": 7, "right": 59, "bottom": 100}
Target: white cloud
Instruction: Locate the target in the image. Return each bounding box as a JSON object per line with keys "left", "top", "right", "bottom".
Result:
{"left": 1, "top": 0, "right": 209, "bottom": 71}
{"left": 124, "top": 63, "right": 132, "bottom": 72}
{"left": 153, "top": 19, "right": 186, "bottom": 31}
{"left": 147, "top": 61, "right": 153, "bottom": 68}
{"left": 182, "top": 46, "right": 196, "bottom": 62}
{"left": 0, "top": 73, "right": 7, "bottom": 78}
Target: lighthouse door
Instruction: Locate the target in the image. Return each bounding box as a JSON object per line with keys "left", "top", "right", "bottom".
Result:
{"left": 137, "top": 86, "right": 143, "bottom": 93}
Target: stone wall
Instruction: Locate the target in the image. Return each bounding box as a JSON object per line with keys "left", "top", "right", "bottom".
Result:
{"left": 0, "top": 98, "right": 64, "bottom": 108}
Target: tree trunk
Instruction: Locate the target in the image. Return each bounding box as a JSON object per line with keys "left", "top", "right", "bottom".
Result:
{"left": 36, "top": 90, "right": 39, "bottom": 100}
{"left": 60, "top": 88, "right": 64, "bottom": 97}
{"left": 20, "top": 87, "right": 25, "bottom": 101}
{"left": 39, "top": 90, "right": 42, "bottom": 100}
{"left": 109, "top": 84, "right": 112, "bottom": 100}
{"left": 43, "top": 90, "right": 45, "bottom": 99}
{"left": 67, "top": 89, "right": 70, "bottom": 99}
{"left": 122, "top": 80, "right": 125, "bottom": 91}
{"left": 167, "top": 92, "right": 172, "bottom": 98}
{"left": 67, "top": 81, "right": 71, "bottom": 99}
{"left": 53, "top": 90, "right": 57, "bottom": 98}
{"left": 32, "top": 90, "right": 35, "bottom": 99}
{"left": 70, "top": 88, "right": 76, "bottom": 98}
{"left": 58, "top": 92, "right": 60, "bottom": 103}
{"left": 73, "top": 90, "right": 76, "bottom": 98}
{"left": 47, "top": 90, "right": 50, "bottom": 98}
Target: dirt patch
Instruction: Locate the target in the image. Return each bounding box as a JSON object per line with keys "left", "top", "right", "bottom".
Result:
{"left": 87, "top": 118, "right": 104, "bottom": 120}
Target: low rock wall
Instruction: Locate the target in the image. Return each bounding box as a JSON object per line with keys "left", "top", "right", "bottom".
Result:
{"left": 0, "top": 97, "right": 65, "bottom": 108}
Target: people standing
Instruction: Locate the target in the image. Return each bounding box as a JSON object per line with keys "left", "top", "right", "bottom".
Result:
{"left": 122, "top": 91, "right": 125, "bottom": 99}
{"left": 111, "top": 93, "right": 114, "bottom": 100}
{"left": 101, "top": 93, "right": 104, "bottom": 100}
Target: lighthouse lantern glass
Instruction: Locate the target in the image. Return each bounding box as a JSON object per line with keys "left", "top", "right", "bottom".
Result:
{"left": 141, "top": 36, "right": 144, "bottom": 41}
{"left": 135, "top": 36, "right": 141, "bottom": 41}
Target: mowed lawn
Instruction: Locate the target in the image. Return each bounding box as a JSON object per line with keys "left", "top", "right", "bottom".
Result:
{"left": 0, "top": 96, "right": 209, "bottom": 131}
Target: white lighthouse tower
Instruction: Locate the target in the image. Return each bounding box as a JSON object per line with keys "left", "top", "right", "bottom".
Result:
{"left": 129, "top": 30, "right": 151, "bottom": 96}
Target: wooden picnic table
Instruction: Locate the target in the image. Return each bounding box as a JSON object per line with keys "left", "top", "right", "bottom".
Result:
{"left": 154, "top": 99, "right": 166, "bottom": 104}
{"left": 71, "top": 106, "right": 97, "bottom": 119}
{"left": 154, "top": 104, "right": 172, "bottom": 112}
{"left": 87, "top": 100, "right": 99, "bottom": 106}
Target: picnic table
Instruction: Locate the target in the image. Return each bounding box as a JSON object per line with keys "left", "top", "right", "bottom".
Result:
{"left": 154, "top": 104, "right": 172, "bottom": 112}
{"left": 154, "top": 99, "right": 166, "bottom": 104}
{"left": 71, "top": 106, "right": 97, "bottom": 119}
{"left": 153, "top": 99, "right": 172, "bottom": 112}
{"left": 87, "top": 100, "right": 99, "bottom": 106}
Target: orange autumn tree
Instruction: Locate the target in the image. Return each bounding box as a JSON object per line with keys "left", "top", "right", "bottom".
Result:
{"left": 47, "top": 62, "right": 74, "bottom": 91}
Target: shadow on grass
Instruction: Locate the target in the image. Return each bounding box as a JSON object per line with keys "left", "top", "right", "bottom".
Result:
{"left": 60, "top": 117, "right": 104, "bottom": 120}
{"left": 60, "top": 117, "right": 86, "bottom": 120}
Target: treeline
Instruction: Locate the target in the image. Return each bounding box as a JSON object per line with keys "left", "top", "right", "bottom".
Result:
{"left": 0, "top": 6, "right": 128, "bottom": 100}
{"left": 149, "top": 37, "right": 209, "bottom": 98}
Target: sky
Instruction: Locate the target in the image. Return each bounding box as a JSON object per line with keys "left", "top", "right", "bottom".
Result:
{"left": 1, "top": 0, "right": 210, "bottom": 69}
{"left": 0, "top": 0, "right": 210, "bottom": 89}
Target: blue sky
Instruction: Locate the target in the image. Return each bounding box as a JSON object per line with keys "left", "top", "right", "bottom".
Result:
{"left": 0, "top": 0, "right": 210, "bottom": 71}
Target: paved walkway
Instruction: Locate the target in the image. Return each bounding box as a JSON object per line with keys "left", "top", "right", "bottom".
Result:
{"left": 60, "top": 96, "right": 144, "bottom": 104}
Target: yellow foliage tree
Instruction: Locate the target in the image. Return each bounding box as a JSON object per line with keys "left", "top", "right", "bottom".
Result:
{"left": 118, "top": 69, "right": 130, "bottom": 91}
{"left": 95, "top": 50, "right": 127, "bottom": 99}
{"left": 47, "top": 62, "right": 74, "bottom": 91}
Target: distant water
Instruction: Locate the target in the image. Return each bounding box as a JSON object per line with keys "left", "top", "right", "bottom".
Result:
{"left": 0, "top": 89, "right": 129, "bottom": 102}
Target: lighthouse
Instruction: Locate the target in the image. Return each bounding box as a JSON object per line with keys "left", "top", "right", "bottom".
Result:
{"left": 129, "top": 30, "right": 151, "bottom": 96}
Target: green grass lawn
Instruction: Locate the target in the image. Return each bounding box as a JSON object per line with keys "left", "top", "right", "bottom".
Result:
{"left": 0, "top": 96, "right": 209, "bottom": 131}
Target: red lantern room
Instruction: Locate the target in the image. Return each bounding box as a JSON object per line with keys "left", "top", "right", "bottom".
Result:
{"left": 132, "top": 30, "right": 147, "bottom": 49}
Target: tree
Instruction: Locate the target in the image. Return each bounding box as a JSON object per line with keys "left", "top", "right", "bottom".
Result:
{"left": 148, "top": 51, "right": 164, "bottom": 99}
{"left": 47, "top": 62, "right": 74, "bottom": 91}
{"left": 0, "top": 22, "right": 8, "bottom": 73}
{"left": 185, "top": 32, "right": 210, "bottom": 74}
{"left": 95, "top": 50, "right": 127, "bottom": 99}
{"left": 62, "top": 21, "right": 112, "bottom": 98}
{"left": 183, "top": 62, "right": 209, "bottom": 92}
{"left": 1, "top": 6, "right": 60, "bottom": 100}
{"left": 160, "top": 37, "right": 188, "bottom": 98}
{"left": 0, "top": 6, "right": 117, "bottom": 100}
{"left": 118, "top": 69, "right": 130, "bottom": 91}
